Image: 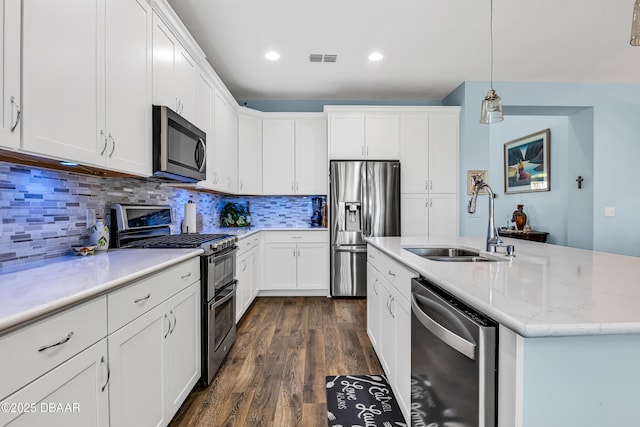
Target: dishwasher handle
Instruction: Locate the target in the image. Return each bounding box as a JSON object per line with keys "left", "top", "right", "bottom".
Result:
{"left": 411, "top": 292, "right": 476, "bottom": 360}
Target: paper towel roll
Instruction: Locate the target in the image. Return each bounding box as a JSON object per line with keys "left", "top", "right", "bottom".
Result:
{"left": 182, "top": 201, "right": 197, "bottom": 234}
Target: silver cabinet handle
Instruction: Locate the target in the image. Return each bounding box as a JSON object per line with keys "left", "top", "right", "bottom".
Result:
{"left": 242, "top": 260, "right": 247, "bottom": 272}
{"left": 430, "top": 198, "right": 433, "bottom": 208}
{"left": 429, "top": 180, "right": 433, "bottom": 190}
{"left": 291, "top": 236, "right": 302, "bottom": 239}
{"left": 388, "top": 295, "right": 395, "bottom": 318}
{"left": 411, "top": 293, "right": 476, "bottom": 360}
{"left": 373, "top": 278, "right": 379, "bottom": 296}
{"left": 293, "top": 248, "right": 296, "bottom": 257}
{"left": 181, "top": 272, "right": 192, "bottom": 280}
{"left": 425, "top": 180, "right": 429, "bottom": 190}
{"left": 164, "top": 314, "right": 171, "bottom": 338}
{"left": 108, "top": 133, "right": 115, "bottom": 157}
{"left": 297, "top": 249, "right": 301, "bottom": 257}
{"left": 9, "top": 96, "right": 20, "bottom": 132}
{"left": 38, "top": 331, "right": 74, "bottom": 352}
{"left": 366, "top": 146, "right": 369, "bottom": 156}
{"left": 388, "top": 270, "right": 396, "bottom": 277}
{"left": 425, "top": 198, "right": 428, "bottom": 208}
{"left": 134, "top": 293, "right": 151, "bottom": 304}
{"left": 169, "top": 310, "right": 176, "bottom": 334}
{"left": 100, "top": 130, "right": 108, "bottom": 155}
{"left": 295, "top": 182, "right": 299, "bottom": 192}
{"left": 101, "top": 356, "right": 110, "bottom": 392}
{"left": 239, "top": 180, "right": 243, "bottom": 190}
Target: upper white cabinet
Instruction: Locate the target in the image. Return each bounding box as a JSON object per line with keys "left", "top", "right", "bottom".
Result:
{"left": 152, "top": 10, "right": 196, "bottom": 123}
{"left": 326, "top": 107, "right": 400, "bottom": 160}
{"left": 262, "top": 114, "right": 327, "bottom": 195}
{"left": 208, "top": 90, "right": 238, "bottom": 193}
{"left": 399, "top": 108, "right": 460, "bottom": 238}
{"left": 238, "top": 108, "right": 263, "bottom": 195}
{"left": 21, "top": 0, "right": 152, "bottom": 176}
{"left": 0, "top": 0, "right": 20, "bottom": 150}
{"left": 195, "top": 69, "right": 214, "bottom": 144}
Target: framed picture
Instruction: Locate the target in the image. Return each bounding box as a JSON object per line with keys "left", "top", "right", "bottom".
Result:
{"left": 467, "top": 169, "right": 488, "bottom": 194}
{"left": 504, "top": 129, "right": 550, "bottom": 194}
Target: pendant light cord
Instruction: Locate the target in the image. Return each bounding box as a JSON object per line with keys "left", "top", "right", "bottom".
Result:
{"left": 490, "top": 0, "right": 494, "bottom": 89}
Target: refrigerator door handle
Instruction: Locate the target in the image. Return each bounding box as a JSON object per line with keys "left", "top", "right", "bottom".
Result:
{"left": 332, "top": 246, "right": 368, "bottom": 253}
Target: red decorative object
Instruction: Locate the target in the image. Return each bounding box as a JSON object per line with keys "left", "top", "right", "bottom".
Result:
{"left": 511, "top": 204, "right": 527, "bottom": 230}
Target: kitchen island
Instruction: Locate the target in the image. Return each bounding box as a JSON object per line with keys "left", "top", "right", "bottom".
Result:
{"left": 366, "top": 235, "right": 640, "bottom": 427}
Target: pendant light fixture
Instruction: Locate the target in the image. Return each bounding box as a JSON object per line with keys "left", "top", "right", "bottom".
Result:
{"left": 631, "top": 0, "right": 640, "bottom": 45}
{"left": 480, "top": 0, "right": 504, "bottom": 124}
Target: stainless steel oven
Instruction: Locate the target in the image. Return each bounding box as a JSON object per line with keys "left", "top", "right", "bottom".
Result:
{"left": 201, "top": 245, "right": 238, "bottom": 386}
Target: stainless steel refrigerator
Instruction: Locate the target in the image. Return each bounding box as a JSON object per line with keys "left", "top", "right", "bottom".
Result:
{"left": 330, "top": 160, "right": 401, "bottom": 297}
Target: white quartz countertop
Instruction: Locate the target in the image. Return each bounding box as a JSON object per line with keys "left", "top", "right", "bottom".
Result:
{"left": 366, "top": 236, "right": 640, "bottom": 337}
{"left": 208, "top": 226, "right": 328, "bottom": 239}
{"left": 0, "top": 249, "right": 202, "bottom": 334}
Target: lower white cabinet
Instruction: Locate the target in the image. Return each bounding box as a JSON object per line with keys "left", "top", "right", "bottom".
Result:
{"left": 366, "top": 245, "right": 415, "bottom": 422}
{"left": 236, "top": 234, "right": 261, "bottom": 322}
{"left": 401, "top": 193, "right": 458, "bottom": 237}
{"left": 0, "top": 339, "right": 110, "bottom": 427}
{"left": 262, "top": 231, "right": 329, "bottom": 293}
{"left": 108, "top": 282, "right": 199, "bottom": 427}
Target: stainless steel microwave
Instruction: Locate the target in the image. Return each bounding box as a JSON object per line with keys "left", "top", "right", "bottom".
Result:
{"left": 152, "top": 105, "right": 206, "bottom": 182}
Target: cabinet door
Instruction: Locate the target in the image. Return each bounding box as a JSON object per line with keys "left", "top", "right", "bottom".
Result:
{"left": 195, "top": 71, "right": 214, "bottom": 139}
{"left": 250, "top": 245, "right": 261, "bottom": 299}
{"left": 428, "top": 112, "right": 459, "bottom": 193}
{"left": 393, "top": 293, "right": 412, "bottom": 422}
{"left": 104, "top": 0, "right": 152, "bottom": 175}
{"left": 263, "top": 243, "right": 297, "bottom": 289}
{"left": 226, "top": 106, "right": 239, "bottom": 193}
{"left": 152, "top": 12, "right": 177, "bottom": 111}
{"left": 212, "top": 91, "right": 238, "bottom": 192}
{"left": 366, "top": 263, "right": 382, "bottom": 350}
{"left": 0, "top": 339, "right": 109, "bottom": 427}
{"left": 22, "top": 0, "right": 101, "bottom": 164}
{"left": 401, "top": 194, "right": 429, "bottom": 236}
{"left": 295, "top": 119, "right": 327, "bottom": 195}
{"left": 296, "top": 242, "right": 329, "bottom": 290}
{"left": 328, "top": 112, "right": 364, "bottom": 159}
{"left": 428, "top": 193, "right": 458, "bottom": 238}
{"left": 262, "top": 119, "right": 295, "bottom": 195}
{"left": 400, "top": 113, "right": 429, "bottom": 194}
{"left": 365, "top": 113, "right": 400, "bottom": 160}
{"left": 0, "top": 0, "right": 20, "bottom": 150}
{"left": 165, "top": 284, "right": 200, "bottom": 418}
{"left": 238, "top": 112, "right": 263, "bottom": 194}
{"left": 108, "top": 303, "right": 167, "bottom": 427}
{"left": 175, "top": 48, "right": 196, "bottom": 123}
{"left": 236, "top": 251, "right": 251, "bottom": 321}
{"left": 378, "top": 280, "right": 394, "bottom": 376}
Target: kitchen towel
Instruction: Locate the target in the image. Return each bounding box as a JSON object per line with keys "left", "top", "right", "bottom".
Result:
{"left": 325, "top": 375, "right": 407, "bottom": 427}
{"left": 182, "top": 201, "right": 197, "bottom": 233}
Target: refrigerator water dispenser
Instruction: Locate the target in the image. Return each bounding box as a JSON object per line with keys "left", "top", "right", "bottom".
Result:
{"left": 344, "top": 202, "right": 362, "bottom": 232}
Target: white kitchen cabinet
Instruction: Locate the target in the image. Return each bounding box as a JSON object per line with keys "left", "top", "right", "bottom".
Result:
{"left": 236, "top": 235, "right": 260, "bottom": 322}
{"left": 262, "top": 119, "right": 295, "bottom": 195}
{"left": 195, "top": 69, "right": 214, "bottom": 141}
{"left": 0, "top": 0, "right": 20, "bottom": 150}
{"left": 262, "top": 231, "right": 329, "bottom": 293}
{"left": 327, "top": 108, "right": 399, "bottom": 160}
{"left": 22, "top": 0, "right": 152, "bottom": 175}
{"left": 366, "top": 263, "right": 382, "bottom": 350}
{"left": 238, "top": 109, "right": 263, "bottom": 194}
{"left": 152, "top": 11, "right": 196, "bottom": 123}
{"left": 0, "top": 339, "right": 110, "bottom": 427}
{"left": 262, "top": 115, "right": 327, "bottom": 195}
{"left": 208, "top": 90, "right": 238, "bottom": 193}
{"left": 401, "top": 193, "right": 458, "bottom": 238}
{"left": 109, "top": 282, "right": 200, "bottom": 427}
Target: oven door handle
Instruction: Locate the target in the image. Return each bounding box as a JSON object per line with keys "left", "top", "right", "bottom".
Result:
{"left": 209, "top": 280, "right": 238, "bottom": 310}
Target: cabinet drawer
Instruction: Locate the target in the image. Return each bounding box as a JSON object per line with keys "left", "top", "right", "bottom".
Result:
{"left": 237, "top": 233, "right": 260, "bottom": 255}
{"left": 108, "top": 257, "right": 200, "bottom": 334}
{"left": 367, "top": 245, "right": 416, "bottom": 301}
{"left": 263, "top": 230, "right": 328, "bottom": 243}
{"left": 0, "top": 296, "right": 107, "bottom": 401}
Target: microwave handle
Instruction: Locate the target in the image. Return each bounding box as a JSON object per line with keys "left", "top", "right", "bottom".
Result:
{"left": 195, "top": 138, "right": 206, "bottom": 172}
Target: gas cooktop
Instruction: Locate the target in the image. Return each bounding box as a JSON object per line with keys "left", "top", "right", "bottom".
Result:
{"left": 127, "top": 233, "right": 237, "bottom": 255}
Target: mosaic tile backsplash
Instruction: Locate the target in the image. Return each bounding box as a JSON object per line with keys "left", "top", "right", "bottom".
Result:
{"left": 0, "top": 161, "right": 326, "bottom": 269}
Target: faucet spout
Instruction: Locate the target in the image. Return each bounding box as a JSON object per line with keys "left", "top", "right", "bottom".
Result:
{"left": 468, "top": 175, "right": 505, "bottom": 253}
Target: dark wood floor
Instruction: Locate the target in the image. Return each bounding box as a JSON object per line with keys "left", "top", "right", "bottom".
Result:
{"left": 169, "top": 297, "right": 382, "bottom": 427}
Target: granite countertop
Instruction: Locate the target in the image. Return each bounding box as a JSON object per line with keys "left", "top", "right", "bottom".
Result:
{"left": 0, "top": 249, "right": 202, "bottom": 334}
{"left": 366, "top": 235, "right": 640, "bottom": 338}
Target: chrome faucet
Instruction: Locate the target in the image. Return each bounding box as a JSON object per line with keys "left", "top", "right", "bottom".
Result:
{"left": 467, "top": 175, "right": 514, "bottom": 256}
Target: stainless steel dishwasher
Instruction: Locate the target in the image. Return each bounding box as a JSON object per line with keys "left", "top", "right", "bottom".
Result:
{"left": 410, "top": 277, "right": 497, "bottom": 427}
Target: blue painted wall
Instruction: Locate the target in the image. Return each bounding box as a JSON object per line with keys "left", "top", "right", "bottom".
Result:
{"left": 445, "top": 81, "right": 639, "bottom": 256}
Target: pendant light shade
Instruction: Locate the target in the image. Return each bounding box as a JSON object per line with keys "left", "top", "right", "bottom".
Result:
{"left": 480, "top": 0, "right": 504, "bottom": 124}
{"left": 631, "top": 0, "right": 640, "bottom": 46}
{"left": 480, "top": 89, "right": 504, "bottom": 124}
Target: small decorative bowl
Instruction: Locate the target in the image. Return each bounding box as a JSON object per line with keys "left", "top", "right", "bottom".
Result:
{"left": 72, "top": 245, "right": 97, "bottom": 256}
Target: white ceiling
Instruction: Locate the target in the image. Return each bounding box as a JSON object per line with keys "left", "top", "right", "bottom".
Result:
{"left": 166, "top": 0, "right": 640, "bottom": 101}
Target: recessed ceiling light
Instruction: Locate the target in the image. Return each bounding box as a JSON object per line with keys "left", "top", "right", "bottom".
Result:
{"left": 368, "top": 52, "right": 383, "bottom": 62}
{"left": 265, "top": 51, "right": 280, "bottom": 61}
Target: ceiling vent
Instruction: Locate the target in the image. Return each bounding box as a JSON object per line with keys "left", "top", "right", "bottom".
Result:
{"left": 309, "top": 54, "right": 338, "bottom": 63}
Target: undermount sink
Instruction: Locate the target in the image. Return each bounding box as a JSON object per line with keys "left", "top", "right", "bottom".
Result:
{"left": 404, "top": 247, "right": 504, "bottom": 262}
